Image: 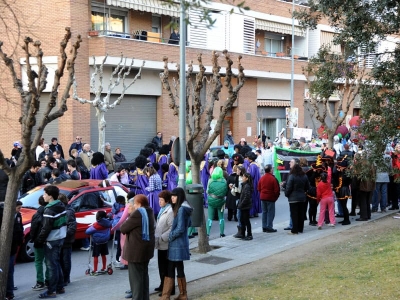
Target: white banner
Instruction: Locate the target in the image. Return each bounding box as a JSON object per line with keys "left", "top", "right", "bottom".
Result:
{"left": 293, "top": 127, "right": 313, "bottom": 141}
{"left": 286, "top": 107, "right": 298, "bottom": 128}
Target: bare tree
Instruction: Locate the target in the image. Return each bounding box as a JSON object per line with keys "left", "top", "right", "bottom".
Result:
{"left": 72, "top": 54, "right": 144, "bottom": 153}
{"left": 0, "top": 28, "right": 81, "bottom": 298}
{"left": 303, "top": 47, "right": 366, "bottom": 148}
{"left": 160, "top": 50, "right": 245, "bottom": 252}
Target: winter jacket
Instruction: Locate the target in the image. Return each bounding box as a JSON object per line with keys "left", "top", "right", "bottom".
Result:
{"left": 168, "top": 201, "right": 193, "bottom": 261}
{"left": 317, "top": 180, "right": 333, "bottom": 202}
{"left": 90, "top": 163, "right": 108, "bottom": 180}
{"left": 0, "top": 169, "right": 9, "bottom": 202}
{"left": 207, "top": 178, "right": 227, "bottom": 208}
{"left": 257, "top": 173, "right": 280, "bottom": 202}
{"left": 155, "top": 205, "right": 174, "bottom": 251}
{"left": 11, "top": 212, "right": 24, "bottom": 256}
{"left": 37, "top": 200, "right": 67, "bottom": 243}
{"left": 85, "top": 218, "right": 112, "bottom": 244}
{"left": 237, "top": 181, "right": 252, "bottom": 210}
{"left": 113, "top": 153, "right": 127, "bottom": 163}
{"left": 79, "top": 150, "right": 93, "bottom": 170}
{"left": 63, "top": 206, "right": 77, "bottom": 247}
{"left": 49, "top": 143, "right": 65, "bottom": 159}
{"left": 30, "top": 205, "right": 46, "bottom": 248}
{"left": 120, "top": 207, "right": 155, "bottom": 263}
{"left": 285, "top": 174, "right": 310, "bottom": 203}
{"left": 20, "top": 170, "right": 37, "bottom": 194}
{"left": 104, "top": 149, "right": 115, "bottom": 172}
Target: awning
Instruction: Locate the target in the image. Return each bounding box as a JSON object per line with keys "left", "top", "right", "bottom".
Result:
{"left": 256, "top": 19, "right": 305, "bottom": 37}
{"left": 257, "top": 100, "right": 291, "bottom": 107}
{"left": 107, "top": 0, "right": 180, "bottom": 18}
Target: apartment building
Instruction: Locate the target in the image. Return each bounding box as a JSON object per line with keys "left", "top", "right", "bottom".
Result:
{"left": 0, "top": 0, "right": 344, "bottom": 160}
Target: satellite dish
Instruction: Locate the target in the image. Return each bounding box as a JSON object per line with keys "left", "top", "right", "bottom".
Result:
{"left": 171, "top": 137, "right": 180, "bottom": 166}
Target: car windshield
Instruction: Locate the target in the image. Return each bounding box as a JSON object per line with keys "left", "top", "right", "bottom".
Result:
{"left": 19, "top": 187, "right": 69, "bottom": 209}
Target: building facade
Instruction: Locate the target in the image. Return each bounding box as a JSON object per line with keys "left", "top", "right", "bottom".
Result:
{"left": 0, "top": 0, "right": 347, "bottom": 161}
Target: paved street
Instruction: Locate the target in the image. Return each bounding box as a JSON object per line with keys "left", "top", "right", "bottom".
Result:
{"left": 12, "top": 191, "right": 388, "bottom": 300}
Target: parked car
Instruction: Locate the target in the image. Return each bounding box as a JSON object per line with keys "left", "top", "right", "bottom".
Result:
{"left": 19, "top": 180, "right": 128, "bottom": 262}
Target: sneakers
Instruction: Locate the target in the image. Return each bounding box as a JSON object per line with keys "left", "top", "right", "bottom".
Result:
{"left": 80, "top": 247, "right": 90, "bottom": 251}
{"left": 89, "top": 271, "right": 99, "bottom": 276}
{"left": 32, "top": 282, "right": 46, "bottom": 291}
{"left": 328, "top": 223, "right": 335, "bottom": 227}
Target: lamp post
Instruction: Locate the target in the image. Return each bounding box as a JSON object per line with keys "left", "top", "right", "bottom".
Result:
{"left": 178, "top": 2, "right": 187, "bottom": 188}
{"left": 290, "top": 1, "right": 295, "bottom": 111}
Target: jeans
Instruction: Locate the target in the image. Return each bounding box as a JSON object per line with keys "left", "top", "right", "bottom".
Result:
{"left": 60, "top": 246, "right": 72, "bottom": 284}
{"left": 261, "top": 200, "right": 275, "bottom": 229}
{"left": 128, "top": 261, "right": 150, "bottom": 300}
{"left": 44, "top": 239, "right": 65, "bottom": 294}
{"left": 372, "top": 182, "right": 388, "bottom": 211}
{"left": 236, "top": 209, "right": 242, "bottom": 227}
{"left": 34, "top": 247, "right": 49, "bottom": 283}
{"left": 6, "top": 255, "right": 15, "bottom": 297}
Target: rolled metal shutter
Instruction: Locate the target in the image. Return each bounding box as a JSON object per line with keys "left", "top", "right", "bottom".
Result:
{"left": 90, "top": 95, "right": 156, "bottom": 162}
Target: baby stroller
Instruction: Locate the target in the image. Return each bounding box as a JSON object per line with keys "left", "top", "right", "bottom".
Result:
{"left": 85, "top": 233, "right": 115, "bottom": 276}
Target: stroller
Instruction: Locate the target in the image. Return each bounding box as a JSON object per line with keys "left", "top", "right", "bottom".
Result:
{"left": 85, "top": 232, "right": 116, "bottom": 276}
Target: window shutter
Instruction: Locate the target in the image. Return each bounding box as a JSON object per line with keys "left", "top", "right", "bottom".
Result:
{"left": 243, "top": 18, "right": 255, "bottom": 55}
{"left": 188, "top": 9, "right": 207, "bottom": 49}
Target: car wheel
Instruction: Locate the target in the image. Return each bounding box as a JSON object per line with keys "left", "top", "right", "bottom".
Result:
{"left": 20, "top": 234, "right": 35, "bottom": 262}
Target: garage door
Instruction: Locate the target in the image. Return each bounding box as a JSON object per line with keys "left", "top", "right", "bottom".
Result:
{"left": 90, "top": 95, "right": 156, "bottom": 163}
{"left": 31, "top": 93, "right": 59, "bottom": 144}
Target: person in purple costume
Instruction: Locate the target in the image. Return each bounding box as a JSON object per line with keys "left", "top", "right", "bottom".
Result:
{"left": 157, "top": 145, "right": 170, "bottom": 179}
{"left": 90, "top": 152, "right": 108, "bottom": 180}
{"left": 200, "top": 154, "right": 210, "bottom": 206}
{"left": 145, "top": 143, "right": 157, "bottom": 164}
{"left": 144, "top": 163, "right": 162, "bottom": 216}
{"left": 246, "top": 151, "right": 261, "bottom": 217}
{"left": 167, "top": 162, "right": 179, "bottom": 191}
{"left": 130, "top": 155, "right": 149, "bottom": 196}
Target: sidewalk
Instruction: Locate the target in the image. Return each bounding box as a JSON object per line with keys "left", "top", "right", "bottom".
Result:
{"left": 17, "top": 209, "right": 393, "bottom": 300}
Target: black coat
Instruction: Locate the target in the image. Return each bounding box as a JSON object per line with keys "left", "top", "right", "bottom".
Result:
{"left": 12, "top": 212, "right": 24, "bottom": 256}
{"left": 0, "top": 168, "right": 8, "bottom": 202}
{"left": 49, "top": 143, "right": 65, "bottom": 159}
{"left": 285, "top": 174, "right": 310, "bottom": 203}
{"left": 30, "top": 206, "right": 45, "bottom": 248}
{"left": 63, "top": 206, "right": 77, "bottom": 248}
{"left": 225, "top": 174, "right": 239, "bottom": 209}
{"left": 238, "top": 182, "right": 252, "bottom": 210}
{"left": 21, "top": 170, "right": 38, "bottom": 194}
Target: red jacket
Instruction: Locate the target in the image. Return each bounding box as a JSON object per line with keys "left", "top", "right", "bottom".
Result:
{"left": 317, "top": 180, "right": 333, "bottom": 201}
{"left": 257, "top": 173, "right": 280, "bottom": 201}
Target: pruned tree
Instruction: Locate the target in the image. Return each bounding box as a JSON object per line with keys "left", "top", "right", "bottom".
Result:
{"left": 160, "top": 50, "right": 245, "bottom": 253}
{"left": 72, "top": 54, "right": 145, "bottom": 153}
{"left": 303, "top": 46, "right": 366, "bottom": 148}
{"left": 0, "top": 27, "right": 81, "bottom": 298}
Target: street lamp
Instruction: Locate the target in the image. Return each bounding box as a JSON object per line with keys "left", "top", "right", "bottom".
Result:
{"left": 178, "top": 1, "right": 187, "bottom": 188}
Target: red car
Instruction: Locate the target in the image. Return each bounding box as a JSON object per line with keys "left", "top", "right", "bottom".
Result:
{"left": 19, "top": 180, "right": 128, "bottom": 262}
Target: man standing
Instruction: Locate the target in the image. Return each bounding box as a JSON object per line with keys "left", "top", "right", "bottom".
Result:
{"left": 224, "top": 130, "right": 235, "bottom": 146}
{"left": 38, "top": 144, "right": 53, "bottom": 161}
{"left": 20, "top": 161, "right": 41, "bottom": 194}
{"left": 79, "top": 143, "right": 94, "bottom": 170}
{"left": 152, "top": 132, "right": 163, "bottom": 151}
{"left": 37, "top": 186, "right": 67, "bottom": 298}
{"left": 69, "top": 136, "right": 83, "bottom": 158}
{"left": 53, "top": 150, "right": 68, "bottom": 173}
{"left": 49, "top": 137, "right": 65, "bottom": 159}
{"left": 258, "top": 165, "right": 280, "bottom": 232}
{"left": 104, "top": 142, "right": 115, "bottom": 174}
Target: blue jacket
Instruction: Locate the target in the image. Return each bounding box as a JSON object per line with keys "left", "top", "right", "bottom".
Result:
{"left": 168, "top": 201, "right": 193, "bottom": 261}
{"left": 85, "top": 218, "right": 112, "bottom": 244}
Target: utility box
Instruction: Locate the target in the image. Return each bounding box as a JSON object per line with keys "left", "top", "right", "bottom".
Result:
{"left": 185, "top": 184, "right": 204, "bottom": 227}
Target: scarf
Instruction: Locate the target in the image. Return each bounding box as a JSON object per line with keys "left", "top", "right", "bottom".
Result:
{"left": 157, "top": 203, "right": 171, "bottom": 221}
{"left": 137, "top": 207, "right": 150, "bottom": 241}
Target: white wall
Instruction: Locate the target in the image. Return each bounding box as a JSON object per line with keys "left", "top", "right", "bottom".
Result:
{"left": 257, "top": 79, "right": 291, "bottom": 100}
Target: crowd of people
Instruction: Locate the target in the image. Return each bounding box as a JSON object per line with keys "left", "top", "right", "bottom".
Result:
{"left": 3, "top": 129, "right": 400, "bottom": 300}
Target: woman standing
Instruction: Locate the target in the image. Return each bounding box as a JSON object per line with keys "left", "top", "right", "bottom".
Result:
{"left": 206, "top": 167, "right": 228, "bottom": 237}
{"left": 285, "top": 158, "right": 310, "bottom": 235}
{"left": 160, "top": 187, "right": 193, "bottom": 300}
{"left": 120, "top": 195, "right": 155, "bottom": 300}
{"left": 237, "top": 172, "right": 253, "bottom": 240}
{"left": 154, "top": 191, "right": 175, "bottom": 296}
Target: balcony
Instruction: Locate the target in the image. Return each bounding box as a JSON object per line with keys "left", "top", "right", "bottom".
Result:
{"left": 88, "top": 30, "right": 180, "bottom": 45}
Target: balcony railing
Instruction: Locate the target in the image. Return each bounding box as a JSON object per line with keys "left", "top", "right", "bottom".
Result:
{"left": 89, "top": 29, "right": 181, "bottom": 45}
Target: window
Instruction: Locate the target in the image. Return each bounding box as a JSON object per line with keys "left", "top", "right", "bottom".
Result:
{"left": 264, "top": 33, "right": 283, "bottom": 56}
{"left": 91, "top": 4, "right": 127, "bottom": 33}
{"left": 152, "top": 15, "right": 161, "bottom": 33}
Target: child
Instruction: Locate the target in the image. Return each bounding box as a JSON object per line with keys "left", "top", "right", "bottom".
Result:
{"left": 317, "top": 172, "right": 336, "bottom": 229}
{"left": 85, "top": 211, "right": 112, "bottom": 275}
{"left": 111, "top": 195, "right": 125, "bottom": 264}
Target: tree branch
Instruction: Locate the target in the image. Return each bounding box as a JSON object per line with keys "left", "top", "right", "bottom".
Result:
{"left": 160, "top": 56, "right": 179, "bottom": 116}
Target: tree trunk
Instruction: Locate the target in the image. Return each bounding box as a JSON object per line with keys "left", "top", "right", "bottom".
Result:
{"left": 97, "top": 109, "right": 106, "bottom": 153}
{"left": 0, "top": 173, "right": 21, "bottom": 299}
{"left": 190, "top": 158, "right": 211, "bottom": 253}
